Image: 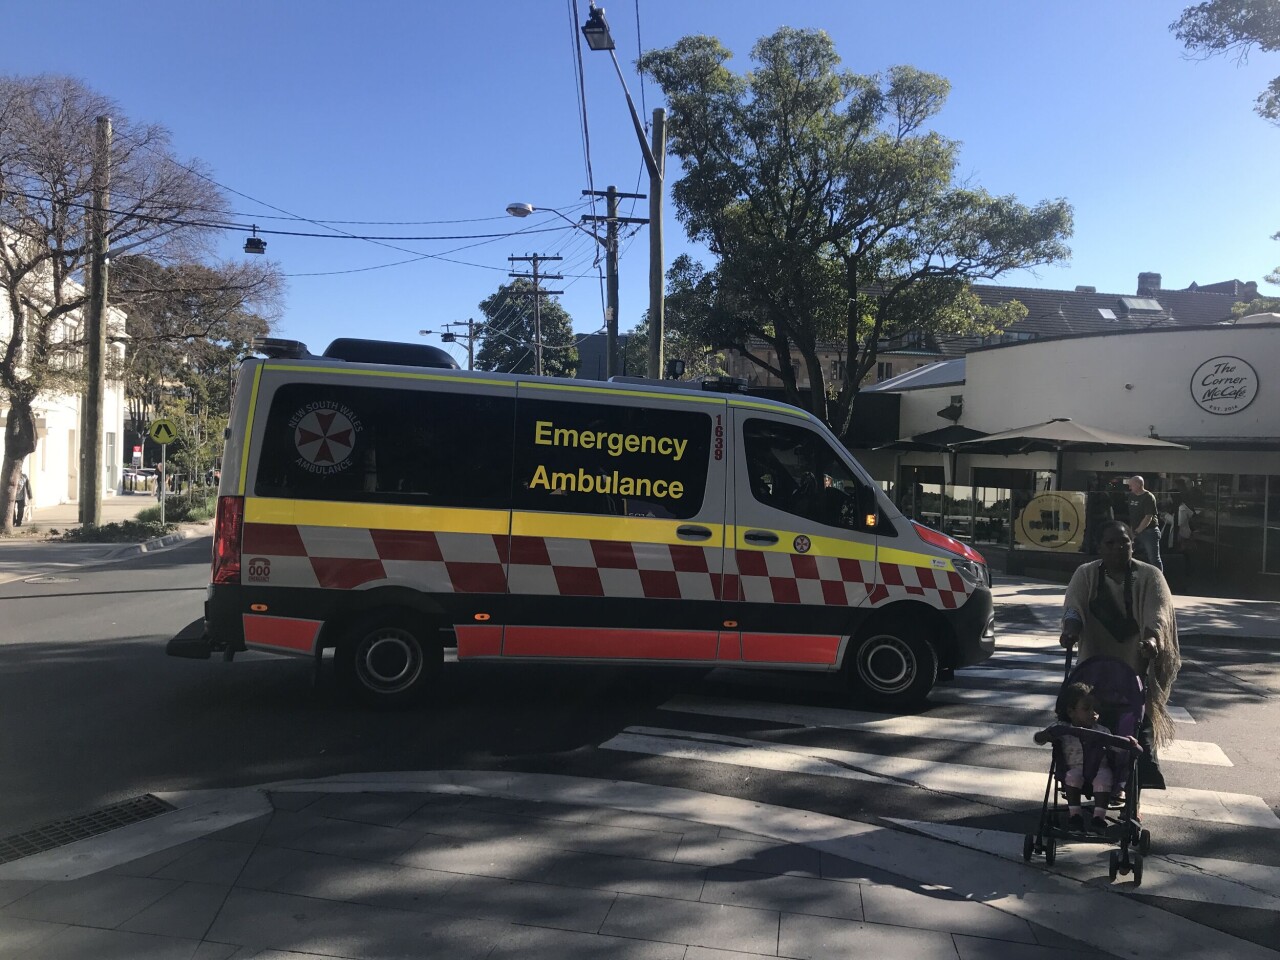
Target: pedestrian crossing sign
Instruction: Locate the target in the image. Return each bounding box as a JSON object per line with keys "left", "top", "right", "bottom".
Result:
{"left": 149, "top": 417, "right": 179, "bottom": 444}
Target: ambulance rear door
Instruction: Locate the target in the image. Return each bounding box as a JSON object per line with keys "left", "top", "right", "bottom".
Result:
{"left": 503, "top": 382, "right": 733, "bottom": 662}
{"left": 727, "top": 406, "right": 880, "bottom": 667}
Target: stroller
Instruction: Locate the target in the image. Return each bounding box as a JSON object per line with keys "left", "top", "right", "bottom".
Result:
{"left": 1023, "top": 650, "right": 1153, "bottom": 885}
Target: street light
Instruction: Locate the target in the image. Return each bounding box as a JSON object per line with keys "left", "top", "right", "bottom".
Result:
{"left": 580, "top": 3, "right": 667, "bottom": 381}
{"left": 507, "top": 200, "right": 647, "bottom": 379}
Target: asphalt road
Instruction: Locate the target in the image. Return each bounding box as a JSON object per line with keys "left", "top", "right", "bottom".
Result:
{"left": 2, "top": 536, "right": 1278, "bottom": 947}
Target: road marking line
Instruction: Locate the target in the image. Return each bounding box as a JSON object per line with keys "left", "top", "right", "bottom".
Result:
{"left": 659, "top": 695, "right": 1229, "bottom": 766}
{"left": 888, "top": 818, "right": 1280, "bottom": 913}
{"left": 601, "top": 727, "right": 1275, "bottom": 829}
{"left": 932, "top": 685, "right": 1196, "bottom": 723}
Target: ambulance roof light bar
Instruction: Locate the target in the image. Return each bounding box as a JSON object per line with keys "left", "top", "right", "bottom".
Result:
{"left": 700, "top": 376, "right": 748, "bottom": 394}
{"left": 252, "top": 338, "right": 311, "bottom": 360}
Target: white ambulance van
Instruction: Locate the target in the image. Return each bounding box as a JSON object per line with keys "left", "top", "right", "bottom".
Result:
{"left": 168, "top": 337, "right": 995, "bottom": 710}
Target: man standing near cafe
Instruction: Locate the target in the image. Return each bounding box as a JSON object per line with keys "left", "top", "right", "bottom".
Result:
{"left": 1127, "top": 475, "right": 1162, "bottom": 572}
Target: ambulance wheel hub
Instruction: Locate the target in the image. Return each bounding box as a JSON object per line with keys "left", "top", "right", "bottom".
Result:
{"left": 856, "top": 635, "right": 915, "bottom": 693}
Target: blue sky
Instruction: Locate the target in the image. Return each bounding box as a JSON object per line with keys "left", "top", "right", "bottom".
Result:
{"left": 8, "top": 2, "right": 1278, "bottom": 366}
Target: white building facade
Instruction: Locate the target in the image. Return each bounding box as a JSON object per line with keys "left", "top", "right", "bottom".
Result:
{"left": 0, "top": 295, "right": 128, "bottom": 512}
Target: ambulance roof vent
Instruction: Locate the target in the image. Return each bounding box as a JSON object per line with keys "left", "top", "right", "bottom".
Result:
{"left": 252, "top": 338, "right": 312, "bottom": 360}
{"left": 321, "top": 338, "right": 460, "bottom": 369}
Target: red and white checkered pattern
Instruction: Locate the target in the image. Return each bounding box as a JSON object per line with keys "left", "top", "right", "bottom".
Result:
{"left": 240, "top": 522, "right": 973, "bottom": 610}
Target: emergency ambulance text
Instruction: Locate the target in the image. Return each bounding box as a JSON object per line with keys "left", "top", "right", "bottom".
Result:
{"left": 534, "top": 420, "right": 688, "bottom": 462}
{"left": 528, "top": 465, "right": 684, "bottom": 500}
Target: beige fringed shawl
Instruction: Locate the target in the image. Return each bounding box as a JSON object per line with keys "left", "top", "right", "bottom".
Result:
{"left": 1062, "top": 559, "right": 1181, "bottom": 747}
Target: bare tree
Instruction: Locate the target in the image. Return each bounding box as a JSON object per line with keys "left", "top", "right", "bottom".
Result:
{"left": 0, "top": 74, "right": 268, "bottom": 531}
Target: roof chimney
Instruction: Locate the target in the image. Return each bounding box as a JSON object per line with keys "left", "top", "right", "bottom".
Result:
{"left": 1074, "top": 285, "right": 1096, "bottom": 294}
{"left": 1137, "top": 272, "right": 1162, "bottom": 297}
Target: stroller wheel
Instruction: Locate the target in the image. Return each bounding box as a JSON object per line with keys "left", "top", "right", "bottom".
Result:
{"left": 1138, "top": 828, "right": 1151, "bottom": 855}
{"left": 1023, "top": 834, "right": 1035, "bottom": 862}
{"left": 1133, "top": 852, "right": 1144, "bottom": 886}
{"left": 1044, "top": 837, "right": 1057, "bottom": 866}
{"left": 1108, "top": 849, "right": 1120, "bottom": 881}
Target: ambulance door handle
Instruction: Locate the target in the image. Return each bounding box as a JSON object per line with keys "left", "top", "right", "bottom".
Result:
{"left": 677, "top": 524, "right": 713, "bottom": 541}
{"left": 743, "top": 530, "right": 779, "bottom": 546}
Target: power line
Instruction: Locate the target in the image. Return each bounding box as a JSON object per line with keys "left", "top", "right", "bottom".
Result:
{"left": 3, "top": 189, "right": 575, "bottom": 241}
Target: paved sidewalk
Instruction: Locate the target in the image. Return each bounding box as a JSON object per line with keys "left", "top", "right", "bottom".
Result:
{"left": 5, "top": 771, "right": 1277, "bottom": 960}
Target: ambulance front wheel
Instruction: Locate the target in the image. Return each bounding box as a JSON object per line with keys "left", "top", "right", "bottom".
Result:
{"left": 337, "top": 615, "right": 440, "bottom": 707}
{"left": 846, "top": 615, "right": 937, "bottom": 711}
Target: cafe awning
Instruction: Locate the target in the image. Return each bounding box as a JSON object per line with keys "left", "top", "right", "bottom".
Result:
{"left": 948, "top": 418, "right": 1189, "bottom": 454}
{"left": 876, "top": 424, "right": 988, "bottom": 452}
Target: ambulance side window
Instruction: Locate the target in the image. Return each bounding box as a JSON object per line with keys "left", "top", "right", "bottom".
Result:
{"left": 512, "top": 397, "right": 711, "bottom": 519}
{"left": 742, "top": 418, "right": 875, "bottom": 532}
{"left": 255, "top": 383, "right": 515, "bottom": 508}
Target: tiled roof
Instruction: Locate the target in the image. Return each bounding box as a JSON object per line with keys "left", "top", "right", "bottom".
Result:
{"left": 938, "top": 278, "right": 1246, "bottom": 357}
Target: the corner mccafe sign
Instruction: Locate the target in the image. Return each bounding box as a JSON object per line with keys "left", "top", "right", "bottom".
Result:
{"left": 1191, "top": 356, "right": 1257, "bottom": 415}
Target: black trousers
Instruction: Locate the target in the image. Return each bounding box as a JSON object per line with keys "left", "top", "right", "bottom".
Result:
{"left": 13, "top": 499, "right": 27, "bottom": 525}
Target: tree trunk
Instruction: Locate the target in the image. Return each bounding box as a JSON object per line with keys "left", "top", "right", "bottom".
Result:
{"left": 1, "top": 399, "right": 38, "bottom": 535}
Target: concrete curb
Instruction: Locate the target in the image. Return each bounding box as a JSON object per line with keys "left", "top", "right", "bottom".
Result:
{"left": 2, "top": 771, "right": 1274, "bottom": 960}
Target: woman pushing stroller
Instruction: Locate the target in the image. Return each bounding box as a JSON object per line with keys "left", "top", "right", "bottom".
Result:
{"left": 1059, "top": 519, "right": 1181, "bottom": 790}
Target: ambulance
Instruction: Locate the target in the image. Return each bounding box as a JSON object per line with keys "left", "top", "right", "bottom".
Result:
{"left": 168, "top": 337, "right": 995, "bottom": 710}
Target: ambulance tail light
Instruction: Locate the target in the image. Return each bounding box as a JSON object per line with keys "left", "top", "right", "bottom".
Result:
{"left": 212, "top": 495, "right": 245, "bottom": 585}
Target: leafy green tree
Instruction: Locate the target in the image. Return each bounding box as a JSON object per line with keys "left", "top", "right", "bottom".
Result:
{"left": 474, "top": 279, "right": 578, "bottom": 377}
{"left": 640, "top": 28, "right": 1071, "bottom": 436}
{"left": 1172, "top": 1, "right": 1280, "bottom": 124}
{"left": 112, "top": 256, "right": 280, "bottom": 471}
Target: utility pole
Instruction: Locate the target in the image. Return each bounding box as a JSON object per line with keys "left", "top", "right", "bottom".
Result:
{"left": 80, "top": 115, "right": 112, "bottom": 527}
{"left": 648, "top": 108, "right": 668, "bottom": 381}
{"left": 508, "top": 256, "right": 563, "bottom": 376}
{"left": 582, "top": 185, "right": 646, "bottom": 378}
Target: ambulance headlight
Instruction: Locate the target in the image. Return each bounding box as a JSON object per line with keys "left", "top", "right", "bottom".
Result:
{"left": 952, "top": 558, "right": 988, "bottom": 588}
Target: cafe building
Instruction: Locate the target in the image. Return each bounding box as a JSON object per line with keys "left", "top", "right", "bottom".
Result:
{"left": 858, "top": 318, "right": 1280, "bottom": 599}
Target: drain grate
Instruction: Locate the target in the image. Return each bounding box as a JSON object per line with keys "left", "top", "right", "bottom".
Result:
{"left": 0, "top": 794, "right": 175, "bottom": 865}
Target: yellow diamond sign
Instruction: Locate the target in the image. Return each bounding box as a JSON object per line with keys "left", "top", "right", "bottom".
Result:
{"left": 149, "top": 418, "right": 178, "bottom": 444}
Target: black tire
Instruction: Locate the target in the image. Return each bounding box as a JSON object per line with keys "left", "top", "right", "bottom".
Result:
{"left": 1023, "top": 834, "right": 1034, "bottom": 862}
{"left": 1108, "top": 849, "right": 1120, "bottom": 881}
{"left": 1138, "top": 828, "right": 1151, "bottom": 855}
{"left": 337, "top": 614, "right": 439, "bottom": 708}
{"left": 1044, "top": 837, "right": 1057, "bottom": 866}
{"left": 1132, "top": 852, "right": 1144, "bottom": 886}
{"left": 846, "top": 615, "right": 938, "bottom": 711}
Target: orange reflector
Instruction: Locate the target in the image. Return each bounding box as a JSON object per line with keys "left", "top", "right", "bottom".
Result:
{"left": 474, "top": 612, "right": 491, "bottom": 621}
{"left": 250, "top": 603, "right": 268, "bottom": 612}
{"left": 723, "top": 620, "right": 738, "bottom": 628}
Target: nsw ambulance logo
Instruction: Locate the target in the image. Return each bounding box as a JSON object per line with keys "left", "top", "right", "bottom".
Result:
{"left": 290, "top": 403, "right": 362, "bottom": 475}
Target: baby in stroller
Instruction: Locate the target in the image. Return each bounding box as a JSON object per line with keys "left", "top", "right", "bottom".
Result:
{"left": 1025, "top": 653, "right": 1153, "bottom": 883}
{"left": 1035, "top": 682, "right": 1135, "bottom": 834}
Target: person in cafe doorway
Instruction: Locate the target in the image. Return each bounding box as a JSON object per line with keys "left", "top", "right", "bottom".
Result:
{"left": 1060, "top": 519, "right": 1181, "bottom": 790}
{"left": 1126, "top": 475, "right": 1162, "bottom": 571}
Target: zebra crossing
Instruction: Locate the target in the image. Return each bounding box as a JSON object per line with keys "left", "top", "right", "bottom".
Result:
{"left": 599, "top": 626, "right": 1280, "bottom": 915}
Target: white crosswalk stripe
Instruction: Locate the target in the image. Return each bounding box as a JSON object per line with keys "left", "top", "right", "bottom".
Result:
{"left": 602, "top": 727, "right": 1276, "bottom": 829}
{"left": 659, "top": 695, "right": 1229, "bottom": 765}
{"left": 599, "top": 624, "right": 1280, "bottom": 914}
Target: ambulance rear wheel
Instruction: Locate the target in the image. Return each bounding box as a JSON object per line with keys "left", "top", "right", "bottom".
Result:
{"left": 338, "top": 616, "right": 439, "bottom": 707}
{"left": 847, "top": 616, "right": 937, "bottom": 711}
